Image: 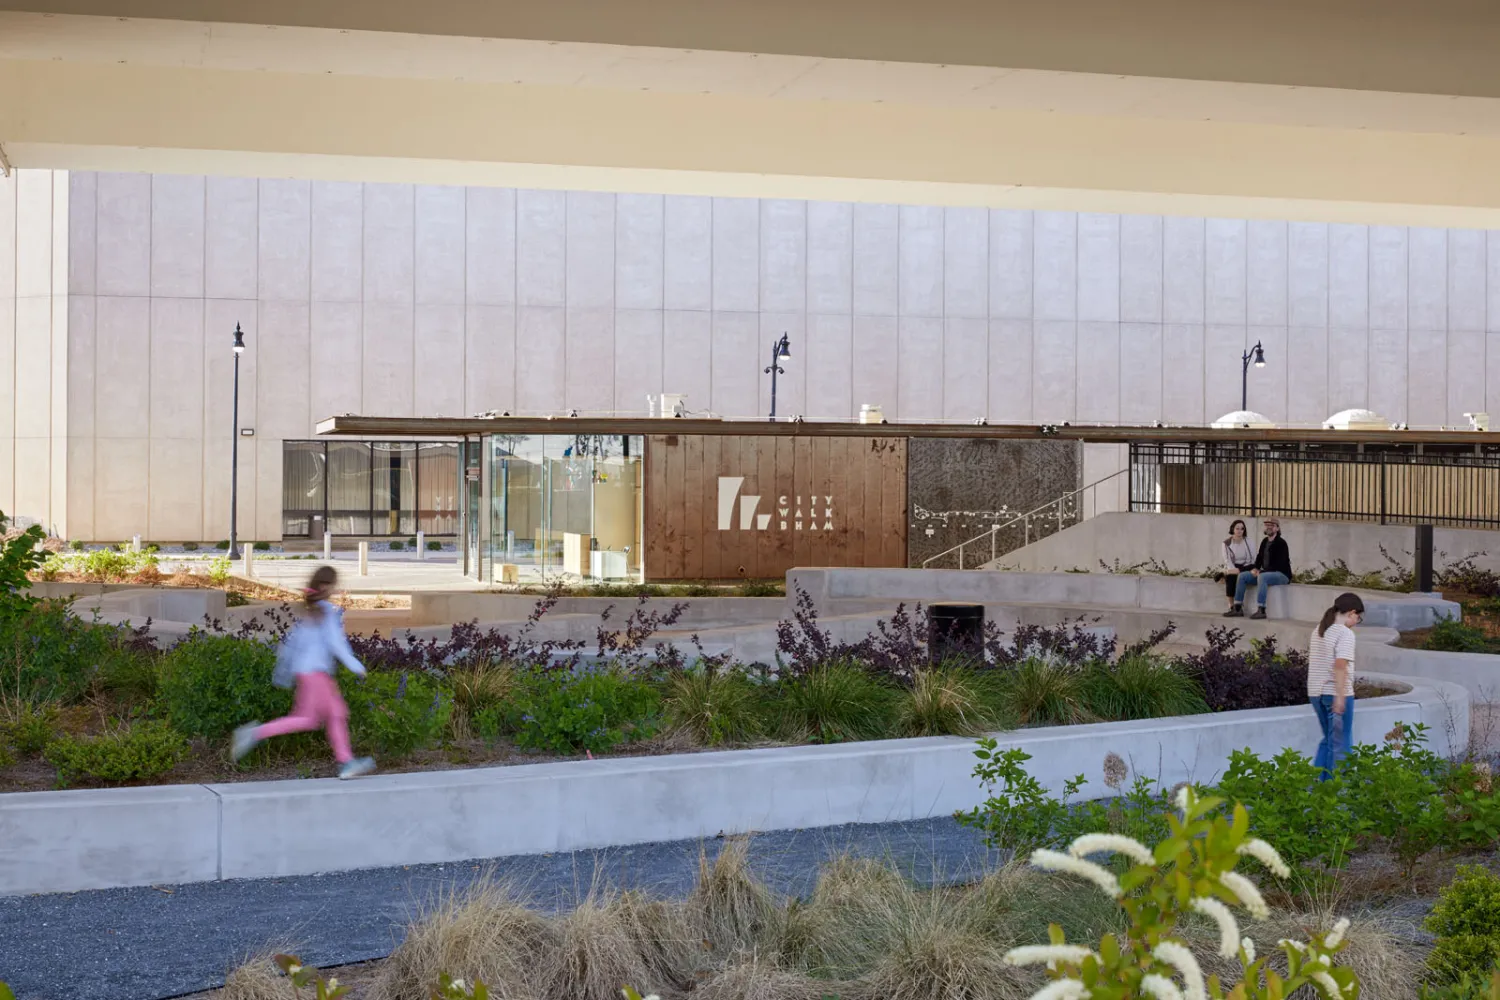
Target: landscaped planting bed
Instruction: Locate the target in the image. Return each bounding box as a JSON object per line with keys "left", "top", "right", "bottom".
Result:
{"left": 0, "top": 568, "right": 1401, "bottom": 793}
{"left": 164, "top": 737, "right": 1500, "bottom": 1000}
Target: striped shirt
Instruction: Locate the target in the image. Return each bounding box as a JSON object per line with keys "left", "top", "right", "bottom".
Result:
{"left": 1307, "top": 622, "right": 1356, "bottom": 698}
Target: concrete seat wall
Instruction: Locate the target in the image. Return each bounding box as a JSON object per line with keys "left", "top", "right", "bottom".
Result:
{"left": 0, "top": 672, "right": 1467, "bottom": 896}
{"left": 789, "top": 567, "right": 1457, "bottom": 626}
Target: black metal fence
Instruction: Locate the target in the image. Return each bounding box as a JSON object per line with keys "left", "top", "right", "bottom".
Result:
{"left": 1129, "top": 441, "right": 1500, "bottom": 529}
{"left": 282, "top": 440, "right": 460, "bottom": 538}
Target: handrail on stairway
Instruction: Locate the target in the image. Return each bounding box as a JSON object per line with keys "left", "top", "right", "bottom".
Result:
{"left": 919, "top": 467, "right": 1131, "bottom": 570}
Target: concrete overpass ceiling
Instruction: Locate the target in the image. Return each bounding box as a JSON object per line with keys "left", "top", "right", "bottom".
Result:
{"left": 6, "top": 0, "right": 1500, "bottom": 97}
{"left": 5, "top": 11, "right": 1500, "bottom": 137}
{"left": 5, "top": 8, "right": 1500, "bottom": 225}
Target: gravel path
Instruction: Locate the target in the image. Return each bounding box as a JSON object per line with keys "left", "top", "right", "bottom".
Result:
{"left": 0, "top": 817, "right": 994, "bottom": 1000}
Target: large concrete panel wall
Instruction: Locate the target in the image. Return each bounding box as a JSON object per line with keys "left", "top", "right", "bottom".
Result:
{"left": 10, "top": 167, "right": 1500, "bottom": 540}
{"left": 0, "top": 169, "right": 69, "bottom": 537}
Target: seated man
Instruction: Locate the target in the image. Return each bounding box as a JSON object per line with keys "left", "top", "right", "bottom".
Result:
{"left": 1226, "top": 518, "right": 1292, "bottom": 619}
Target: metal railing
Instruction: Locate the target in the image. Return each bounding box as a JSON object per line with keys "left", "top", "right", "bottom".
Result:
{"left": 921, "top": 468, "right": 1131, "bottom": 569}
{"left": 1128, "top": 441, "right": 1500, "bottom": 529}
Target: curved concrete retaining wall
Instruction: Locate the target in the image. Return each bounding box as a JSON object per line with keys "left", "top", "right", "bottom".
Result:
{"left": 23, "top": 583, "right": 228, "bottom": 623}
{"left": 1361, "top": 635, "right": 1500, "bottom": 703}
{"left": 0, "top": 673, "right": 1467, "bottom": 897}
{"left": 789, "top": 567, "right": 1459, "bottom": 628}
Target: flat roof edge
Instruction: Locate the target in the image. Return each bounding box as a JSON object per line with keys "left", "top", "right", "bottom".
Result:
{"left": 313, "top": 415, "right": 1500, "bottom": 447}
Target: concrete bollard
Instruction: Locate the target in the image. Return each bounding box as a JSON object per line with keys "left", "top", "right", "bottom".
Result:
{"left": 131, "top": 535, "right": 141, "bottom": 553}
{"left": 323, "top": 531, "right": 332, "bottom": 560}
{"left": 242, "top": 545, "right": 255, "bottom": 578}
{"left": 358, "top": 541, "right": 368, "bottom": 577}
{"left": 416, "top": 530, "right": 425, "bottom": 561}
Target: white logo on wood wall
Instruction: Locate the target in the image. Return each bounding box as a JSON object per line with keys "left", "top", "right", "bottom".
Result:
{"left": 717, "top": 477, "right": 834, "bottom": 531}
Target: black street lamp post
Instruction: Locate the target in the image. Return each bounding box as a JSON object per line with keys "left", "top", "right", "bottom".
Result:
{"left": 1240, "top": 340, "right": 1266, "bottom": 411}
{"left": 229, "top": 323, "right": 246, "bottom": 560}
{"left": 764, "top": 333, "right": 792, "bottom": 421}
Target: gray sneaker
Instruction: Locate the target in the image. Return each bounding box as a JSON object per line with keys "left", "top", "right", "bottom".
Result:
{"left": 231, "top": 723, "right": 262, "bottom": 762}
{"left": 339, "top": 756, "right": 376, "bottom": 780}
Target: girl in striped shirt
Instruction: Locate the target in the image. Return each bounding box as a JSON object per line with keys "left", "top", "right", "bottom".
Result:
{"left": 1307, "top": 592, "right": 1364, "bottom": 780}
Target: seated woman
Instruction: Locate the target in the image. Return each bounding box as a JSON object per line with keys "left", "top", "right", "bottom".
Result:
{"left": 1219, "top": 519, "right": 1255, "bottom": 613}
{"left": 1225, "top": 518, "right": 1292, "bottom": 620}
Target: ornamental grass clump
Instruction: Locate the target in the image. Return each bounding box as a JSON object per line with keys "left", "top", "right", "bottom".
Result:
{"left": 1003, "top": 786, "right": 1360, "bottom": 1000}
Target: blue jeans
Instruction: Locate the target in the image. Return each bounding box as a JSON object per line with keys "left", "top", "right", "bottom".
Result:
{"left": 1234, "top": 570, "right": 1289, "bottom": 607}
{"left": 1311, "top": 694, "right": 1353, "bottom": 780}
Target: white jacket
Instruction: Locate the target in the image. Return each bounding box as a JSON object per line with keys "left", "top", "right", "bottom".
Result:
{"left": 279, "top": 602, "right": 367, "bottom": 678}
{"left": 1223, "top": 538, "right": 1255, "bottom": 574}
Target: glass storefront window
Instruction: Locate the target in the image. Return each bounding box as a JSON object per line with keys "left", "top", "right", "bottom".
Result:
{"left": 327, "top": 442, "right": 374, "bottom": 536}
{"left": 481, "top": 434, "right": 643, "bottom": 584}
{"left": 417, "top": 443, "right": 459, "bottom": 535}
{"left": 281, "top": 441, "right": 326, "bottom": 537}
{"left": 281, "top": 440, "right": 461, "bottom": 538}
{"left": 372, "top": 443, "right": 417, "bottom": 536}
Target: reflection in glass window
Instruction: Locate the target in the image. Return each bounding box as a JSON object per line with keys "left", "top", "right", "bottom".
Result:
{"left": 481, "top": 434, "right": 644, "bottom": 584}
{"left": 281, "top": 442, "right": 326, "bottom": 537}
{"left": 372, "top": 443, "right": 417, "bottom": 536}
{"left": 326, "top": 442, "right": 373, "bottom": 536}
{"left": 280, "top": 440, "right": 462, "bottom": 538}
{"left": 417, "top": 443, "right": 459, "bottom": 535}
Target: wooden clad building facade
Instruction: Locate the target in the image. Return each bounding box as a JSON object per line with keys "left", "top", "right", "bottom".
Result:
{"left": 643, "top": 434, "right": 907, "bottom": 580}
{"left": 313, "top": 416, "right": 1500, "bottom": 584}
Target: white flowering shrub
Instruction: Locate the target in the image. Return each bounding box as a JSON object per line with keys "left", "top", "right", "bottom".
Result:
{"left": 1004, "top": 787, "right": 1361, "bottom": 1000}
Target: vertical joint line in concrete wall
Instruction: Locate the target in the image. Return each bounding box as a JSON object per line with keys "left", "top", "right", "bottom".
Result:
{"left": 203, "top": 783, "right": 224, "bottom": 881}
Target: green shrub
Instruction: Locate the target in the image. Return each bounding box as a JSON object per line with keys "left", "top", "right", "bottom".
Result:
{"left": 206, "top": 556, "right": 232, "bottom": 585}
{"left": 664, "top": 662, "right": 763, "bottom": 745}
{"left": 4, "top": 702, "right": 59, "bottom": 755}
{"left": 504, "top": 665, "right": 662, "bottom": 755}
{"left": 1427, "top": 867, "right": 1500, "bottom": 984}
{"left": 774, "top": 661, "right": 897, "bottom": 744}
{"left": 342, "top": 670, "right": 451, "bottom": 759}
{"left": 1339, "top": 723, "right": 1453, "bottom": 875}
{"left": 0, "top": 600, "right": 116, "bottom": 704}
{"left": 426, "top": 539, "right": 443, "bottom": 552}
{"left": 956, "top": 743, "right": 1087, "bottom": 853}
{"left": 97, "top": 647, "right": 162, "bottom": 704}
{"left": 252, "top": 541, "right": 271, "bottom": 552}
{"left": 1216, "top": 746, "right": 1353, "bottom": 870}
{"left": 997, "top": 656, "right": 1091, "bottom": 726}
{"left": 670, "top": 582, "right": 719, "bottom": 597}
{"left": 157, "top": 633, "right": 288, "bottom": 740}
{"left": 1082, "top": 653, "right": 1207, "bottom": 721}
{"left": 69, "top": 539, "right": 85, "bottom": 552}
{"left": 895, "top": 666, "right": 1002, "bottom": 737}
{"left": 44, "top": 720, "right": 188, "bottom": 787}
{"left": 0, "top": 743, "right": 14, "bottom": 770}
{"left": 0, "top": 512, "right": 47, "bottom": 616}
{"left": 1422, "top": 967, "right": 1500, "bottom": 1000}
{"left": 215, "top": 540, "right": 231, "bottom": 550}
{"left": 182, "top": 541, "right": 199, "bottom": 551}
{"left": 1425, "top": 617, "right": 1497, "bottom": 653}
{"left": 59, "top": 546, "right": 159, "bottom": 582}
{"left": 736, "top": 580, "right": 783, "bottom": 597}
{"left": 388, "top": 540, "right": 405, "bottom": 551}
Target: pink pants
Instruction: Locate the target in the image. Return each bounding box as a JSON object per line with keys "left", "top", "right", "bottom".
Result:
{"left": 256, "top": 672, "right": 353, "bottom": 764}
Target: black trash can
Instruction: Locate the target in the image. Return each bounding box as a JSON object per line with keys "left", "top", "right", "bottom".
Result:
{"left": 928, "top": 602, "right": 985, "bottom": 666}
